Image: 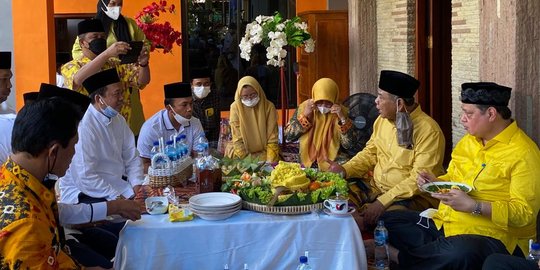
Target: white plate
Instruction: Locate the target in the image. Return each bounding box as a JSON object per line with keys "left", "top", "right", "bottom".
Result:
{"left": 194, "top": 209, "right": 241, "bottom": 221}
{"left": 323, "top": 207, "right": 356, "bottom": 217}
{"left": 189, "top": 192, "right": 241, "bottom": 208}
{"left": 421, "top": 182, "right": 472, "bottom": 194}
{"left": 190, "top": 202, "right": 241, "bottom": 212}
{"left": 190, "top": 204, "right": 242, "bottom": 215}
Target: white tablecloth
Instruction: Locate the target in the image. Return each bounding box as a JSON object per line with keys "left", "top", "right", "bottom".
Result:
{"left": 114, "top": 210, "right": 367, "bottom": 270}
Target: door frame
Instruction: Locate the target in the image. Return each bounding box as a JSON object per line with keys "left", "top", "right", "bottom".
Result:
{"left": 415, "top": 0, "right": 452, "bottom": 165}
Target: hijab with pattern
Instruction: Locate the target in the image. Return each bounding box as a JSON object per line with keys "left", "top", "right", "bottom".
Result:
{"left": 299, "top": 78, "right": 347, "bottom": 170}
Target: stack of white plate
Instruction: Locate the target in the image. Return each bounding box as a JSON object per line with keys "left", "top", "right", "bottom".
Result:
{"left": 189, "top": 192, "right": 242, "bottom": 221}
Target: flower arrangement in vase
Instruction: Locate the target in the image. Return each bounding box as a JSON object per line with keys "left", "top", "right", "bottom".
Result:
{"left": 135, "top": 0, "right": 182, "bottom": 53}
{"left": 239, "top": 12, "right": 315, "bottom": 67}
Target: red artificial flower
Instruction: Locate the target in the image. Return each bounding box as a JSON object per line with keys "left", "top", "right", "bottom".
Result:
{"left": 136, "top": 1, "right": 182, "bottom": 53}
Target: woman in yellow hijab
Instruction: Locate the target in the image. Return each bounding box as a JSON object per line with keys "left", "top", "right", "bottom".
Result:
{"left": 225, "top": 76, "right": 280, "bottom": 162}
{"left": 284, "top": 78, "right": 354, "bottom": 170}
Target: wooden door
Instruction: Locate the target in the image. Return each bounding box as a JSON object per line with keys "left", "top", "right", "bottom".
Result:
{"left": 416, "top": 0, "right": 452, "bottom": 165}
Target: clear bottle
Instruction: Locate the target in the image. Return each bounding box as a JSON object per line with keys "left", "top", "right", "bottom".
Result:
{"left": 195, "top": 136, "right": 209, "bottom": 155}
{"left": 223, "top": 263, "right": 229, "bottom": 270}
{"left": 296, "top": 255, "right": 312, "bottom": 270}
{"left": 165, "top": 140, "right": 177, "bottom": 162}
{"left": 174, "top": 136, "right": 185, "bottom": 161}
{"left": 374, "top": 220, "right": 389, "bottom": 270}
{"left": 528, "top": 242, "right": 540, "bottom": 262}
{"left": 151, "top": 140, "right": 166, "bottom": 169}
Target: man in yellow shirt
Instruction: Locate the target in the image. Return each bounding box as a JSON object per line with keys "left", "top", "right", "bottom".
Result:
{"left": 62, "top": 19, "right": 150, "bottom": 136}
{"left": 0, "top": 98, "right": 83, "bottom": 269}
{"left": 381, "top": 82, "right": 540, "bottom": 269}
{"left": 328, "top": 70, "right": 445, "bottom": 227}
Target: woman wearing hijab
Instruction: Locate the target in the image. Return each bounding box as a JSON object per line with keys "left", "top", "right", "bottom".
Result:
{"left": 225, "top": 76, "right": 280, "bottom": 162}
{"left": 284, "top": 78, "right": 354, "bottom": 170}
{"left": 70, "top": 0, "right": 149, "bottom": 137}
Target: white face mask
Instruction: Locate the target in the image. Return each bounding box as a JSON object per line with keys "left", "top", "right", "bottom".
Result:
{"left": 241, "top": 96, "right": 260, "bottom": 107}
{"left": 318, "top": 106, "right": 331, "bottom": 114}
{"left": 193, "top": 86, "right": 211, "bottom": 99}
{"left": 102, "top": 0, "right": 121, "bottom": 20}
{"left": 169, "top": 105, "right": 190, "bottom": 126}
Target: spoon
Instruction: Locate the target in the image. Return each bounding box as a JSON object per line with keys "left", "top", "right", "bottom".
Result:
{"left": 419, "top": 171, "right": 442, "bottom": 193}
{"left": 148, "top": 201, "right": 164, "bottom": 212}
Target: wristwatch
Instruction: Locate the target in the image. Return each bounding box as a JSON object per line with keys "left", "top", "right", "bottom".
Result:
{"left": 471, "top": 201, "right": 482, "bottom": 216}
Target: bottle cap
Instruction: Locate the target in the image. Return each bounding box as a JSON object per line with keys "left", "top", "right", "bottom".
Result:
{"left": 299, "top": 255, "right": 308, "bottom": 263}
{"left": 166, "top": 140, "right": 173, "bottom": 145}
{"left": 153, "top": 141, "right": 159, "bottom": 146}
{"left": 532, "top": 243, "right": 540, "bottom": 250}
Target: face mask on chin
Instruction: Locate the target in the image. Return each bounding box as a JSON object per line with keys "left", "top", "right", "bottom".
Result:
{"left": 169, "top": 105, "right": 190, "bottom": 126}
{"left": 241, "top": 96, "right": 260, "bottom": 107}
{"left": 395, "top": 99, "right": 414, "bottom": 148}
{"left": 101, "top": 0, "right": 121, "bottom": 20}
{"left": 88, "top": 38, "right": 107, "bottom": 56}
{"left": 100, "top": 96, "right": 119, "bottom": 118}
{"left": 317, "top": 105, "right": 331, "bottom": 114}
{"left": 193, "top": 86, "right": 211, "bottom": 99}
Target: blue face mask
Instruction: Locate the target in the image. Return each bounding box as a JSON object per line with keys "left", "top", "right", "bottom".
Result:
{"left": 100, "top": 97, "right": 119, "bottom": 118}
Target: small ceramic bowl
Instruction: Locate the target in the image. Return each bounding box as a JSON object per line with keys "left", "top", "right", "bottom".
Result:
{"left": 145, "top": 196, "right": 169, "bottom": 215}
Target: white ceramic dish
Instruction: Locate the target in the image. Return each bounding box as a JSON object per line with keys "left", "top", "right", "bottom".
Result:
{"left": 145, "top": 196, "right": 169, "bottom": 215}
{"left": 193, "top": 209, "right": 241, "bottom": 221}
{"left": 323, "top": 207, "right": 356, "bottom": 217}
{"left": 189, "top": 202, "right": 242, "bottom": 211}
{"left": 421, "top": 182, "right": 472, "bottom": 194}
{"left": 189, "top": 192, "right": 241, "bottom": 208}
{"left": 190, "top": 204, "right": 242, "bottom": 215}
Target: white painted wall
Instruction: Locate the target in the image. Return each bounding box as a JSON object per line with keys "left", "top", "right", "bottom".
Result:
{"left": 0, "top": 0, "right": 15, "bottom": 113}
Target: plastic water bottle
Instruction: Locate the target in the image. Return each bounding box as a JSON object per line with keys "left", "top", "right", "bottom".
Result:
{"left": 528, "top": 242, "right": 540, "bottom": 262}
{"left": 374, "top": 220, "right": 389, "bottom": 270}
{"left": 195, "top": 136, "right": 209, "bottom": 155}
{"left": 176, "top": 134, "right": 188, "bottom": 159}
{"left": 165, "top": 140, "right": 177, "bottom": 161}
{"left": 150, "top": 141, "right": 160, "bottom": 157}
{"left": 150, "top": 141, "right": 166, "bottom": 169}
{"left": 296, "top": 255, "right": 312, "bottom": 270}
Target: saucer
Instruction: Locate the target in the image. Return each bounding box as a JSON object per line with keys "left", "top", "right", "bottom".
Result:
{"left": 323, "top": 207, "right": 356, "bottom": 217}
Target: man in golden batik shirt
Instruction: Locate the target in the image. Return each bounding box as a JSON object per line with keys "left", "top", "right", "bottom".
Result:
{"left": 62, "top": 19, "right": 150, "bottom": 136}
{"left": 0, "top": 98, "right": 83, "bottom": 269}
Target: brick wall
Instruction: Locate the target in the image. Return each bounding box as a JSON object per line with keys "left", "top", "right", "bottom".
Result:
{"left": 450, "top": 0, "right": 480, "bottom": 145}
{"left": 376, "top": 0, "right": 416, "bottom": 76}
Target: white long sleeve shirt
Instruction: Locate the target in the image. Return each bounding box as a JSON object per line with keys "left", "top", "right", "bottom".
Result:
{"left": 59, "top": 202, "right": 107, "bottom": 225}
{"left": 60, "top": 105, "right": 143, "bottom": 203}
{"left": 137, "top": 109, "right": 206, "bottom": 159}
{"left": 0, "top": 113, "right": 16, "bottom": 163}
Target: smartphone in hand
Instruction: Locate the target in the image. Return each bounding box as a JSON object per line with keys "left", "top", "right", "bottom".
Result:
{"left": 119, "top": 41, "right": 144, "bottom": 64}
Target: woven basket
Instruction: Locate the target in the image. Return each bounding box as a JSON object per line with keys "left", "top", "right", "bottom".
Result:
{"left": 149, "top": 154, "right": 194, "bottom": 188}
{"left": 242, "top": 201, "right": 323, "bottom": 215}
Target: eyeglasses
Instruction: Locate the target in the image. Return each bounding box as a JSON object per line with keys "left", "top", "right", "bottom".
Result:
{"left": 240, "top": 93, "right": 258, "bottom": 101}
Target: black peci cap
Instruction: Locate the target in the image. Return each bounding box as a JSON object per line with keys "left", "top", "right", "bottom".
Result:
{"left": 378, "top": 70, "right": 420, "bottom": 98}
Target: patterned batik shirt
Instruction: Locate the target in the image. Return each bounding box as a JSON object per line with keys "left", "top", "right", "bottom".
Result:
{"left": 0, "top": 159, "right": 80, "bottom": 269}
{"left": 61, "top": 56, "right": 146, "bottom": 127}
